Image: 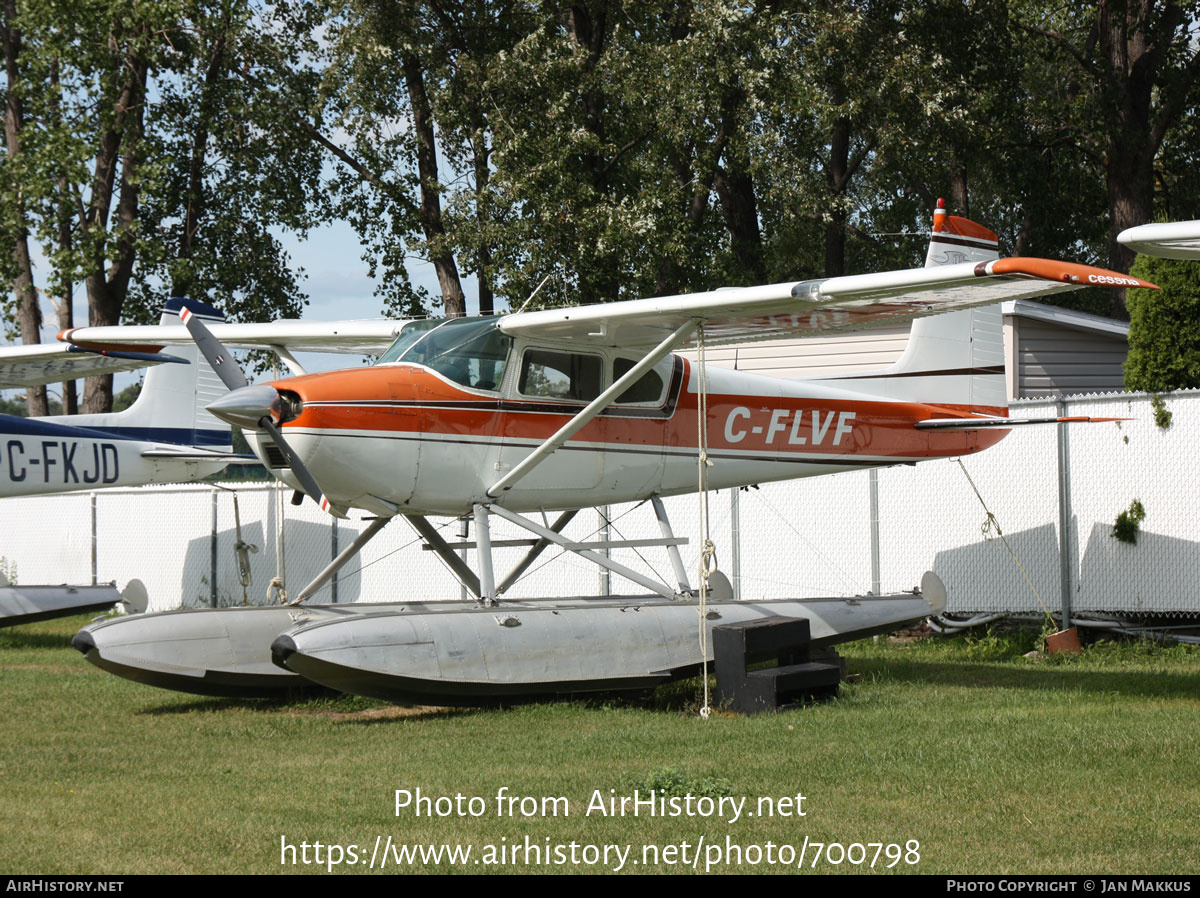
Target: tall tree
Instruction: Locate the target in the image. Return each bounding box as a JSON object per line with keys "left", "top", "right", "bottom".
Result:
{"left": 1021, "top": 0, "right": 1200, "bottom": 314}
{"left": 2, "top": 0, "right": 332, "bottom": 412}
{"left": 1, "top": 0, "right": 47, "bottom": 414}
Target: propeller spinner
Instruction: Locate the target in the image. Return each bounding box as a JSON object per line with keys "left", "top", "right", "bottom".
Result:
{"left": 179, "top": 307, "right": 340, "bottom": 516}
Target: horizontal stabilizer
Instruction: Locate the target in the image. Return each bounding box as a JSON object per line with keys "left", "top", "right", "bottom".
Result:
{"left": 139, "top": 448, "right": 257, "bottom": 460}
{"left": 915, "top": 415, "right": 1130, "bottom": 431}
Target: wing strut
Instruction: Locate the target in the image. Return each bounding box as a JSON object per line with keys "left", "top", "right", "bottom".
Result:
{"left": 488, "top": 504, "right": 679, "bottom": 600}
{"left": 486, "top": 318, "right": 698, "bottom": 499}
{"left": 292, "top": 517, "right": 392, "bottom": 604}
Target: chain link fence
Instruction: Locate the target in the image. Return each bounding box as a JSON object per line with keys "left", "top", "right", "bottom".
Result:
{"left": 1, "top": 390, "right": 1196, "bottom": 615}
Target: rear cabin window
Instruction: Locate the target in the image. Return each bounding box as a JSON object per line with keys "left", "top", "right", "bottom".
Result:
{"left": 613, "top": 358, "right": 667, "bottom": 404}
{"left": 519, "top": 349, "right": 603, "bottom": 402}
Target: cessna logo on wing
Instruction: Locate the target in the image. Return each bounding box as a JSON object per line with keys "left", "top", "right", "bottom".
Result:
{"left": 724, "top": 407, "right": 857, "bottom": 446}
{"left": 1087, "top": 274, "right": 1142, "bottom": 287}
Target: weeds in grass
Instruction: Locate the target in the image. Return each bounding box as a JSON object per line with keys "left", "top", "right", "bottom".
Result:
{"left": 630, "top": 767, "right": 733, "bottom": 798}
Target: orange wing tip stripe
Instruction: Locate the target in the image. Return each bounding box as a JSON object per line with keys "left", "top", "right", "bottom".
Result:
{"left": 977, "top": 258, "right": 1158, "bottom": 289}
{"left": 945, "top": 215, "right": 998, "bottom": 244}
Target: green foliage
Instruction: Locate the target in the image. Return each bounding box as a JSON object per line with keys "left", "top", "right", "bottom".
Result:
{"left": 5, "top": 0, "right": 1200, "bottom": 346}
{"left": 629, "top": 766, "right": 733, "bottom": 799}
{"left": 1112, "top": 499, "right": 1147, "bottom": 545}
{"left": 0, "top": 393, "right": 61, "bottom": 416}
{"left": 1151, "top": 394, "right": 1173, "bottom": 430}
{"left": 956, "top": 627, "right": 1040, "bottom": 661}
{"left": 1, "top": 0, "right": 322, "bottom": 403}
{"left": 1125, "top": 255, "right": 1200, "bottom": 391}
{"left": 110, "top": 383, "right": 141, "bottom": 414}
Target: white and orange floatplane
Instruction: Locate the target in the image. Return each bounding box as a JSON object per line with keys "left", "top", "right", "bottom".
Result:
{"left": 70, "top": 203, "right": 1153, "bottom": 703}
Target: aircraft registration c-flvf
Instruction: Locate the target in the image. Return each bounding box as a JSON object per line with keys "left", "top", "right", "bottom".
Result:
{"left": 67, "top": 204, "right": 1155, "bottom": 702}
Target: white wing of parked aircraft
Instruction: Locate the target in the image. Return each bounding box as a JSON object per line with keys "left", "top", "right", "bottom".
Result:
{"left": 1117, "top": 220, "right": 1200, "bottom": 260}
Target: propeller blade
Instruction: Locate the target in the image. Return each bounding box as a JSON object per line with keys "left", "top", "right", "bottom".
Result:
{"left": 179, "top": 303, "right": 339, "bottom": 516}
{"left": 179, "top": 306, "right": 249, "bottom": 391}
{"left": 259, "top": 418, "right": 333, "bottom": 514}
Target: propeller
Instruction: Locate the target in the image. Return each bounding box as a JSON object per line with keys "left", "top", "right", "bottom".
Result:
{"left": 179, "top": 306, "right": 339, "bottom": 516}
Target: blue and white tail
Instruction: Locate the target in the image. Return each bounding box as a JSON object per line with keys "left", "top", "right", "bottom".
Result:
{"left": 44, "top": 299, "right": 232, "bottom": 449}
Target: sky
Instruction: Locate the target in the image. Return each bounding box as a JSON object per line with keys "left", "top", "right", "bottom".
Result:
{"left": 0, "top": 211, "right": 504, "bottom": 401}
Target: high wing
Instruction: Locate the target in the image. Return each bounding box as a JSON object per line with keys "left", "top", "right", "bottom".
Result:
{"left": 1118, "top": 220, "right": 1200, "bottom": 260}
{"left": 58, "top": 318, "right": 409, "bottom": 354}
{"left": 499, "top": 257, "right": 1156, "bottom": 349}
{"left": 0, "top": 342, "right": 187, "bottom": 389}
{"left": 0, "top": 318, "right": 411, "bottom": 390}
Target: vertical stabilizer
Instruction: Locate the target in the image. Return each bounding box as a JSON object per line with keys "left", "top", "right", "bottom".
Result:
{"left": 44, "top": 299, "right": 231, "bottom": 448}
{"left": 815, "top": 305, "right": 1007, "bottom": 413}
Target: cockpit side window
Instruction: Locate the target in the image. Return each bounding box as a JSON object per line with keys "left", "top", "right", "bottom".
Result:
{"left": 519, "top": 349, "right": 603, "bottom": 402}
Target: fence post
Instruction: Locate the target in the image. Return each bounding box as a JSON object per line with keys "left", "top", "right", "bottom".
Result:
{"left": 730, "top": 489, "right": 741, "bottom": 601}
{"left": 1056, "top": 399, "right": 1073, "bottom": 628}
{"left": 90, "top": 493, "right": 97, "bottom": 586}
{"left": 210, "top": 489, "right": 218, "bottom": 608}
{"left": 599, "top": 506, "right": 611, "bottom": 597}
{"left": 331, "top": 518, "right": 339, "bottom": 604}
{"left": 869, "top": 468, "right": 881, "bottom": 596}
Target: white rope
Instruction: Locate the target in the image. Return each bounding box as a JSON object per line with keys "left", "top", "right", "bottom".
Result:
{"left": 956, "top": 459, "right": 1054, "bottom": 629}
{"left": 695, "top": 322, "right": 714, "bottom": 720}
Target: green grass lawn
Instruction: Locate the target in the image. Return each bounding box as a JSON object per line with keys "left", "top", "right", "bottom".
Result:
{"left": 1, "top": 615, "right": 1197, "bottom": 875}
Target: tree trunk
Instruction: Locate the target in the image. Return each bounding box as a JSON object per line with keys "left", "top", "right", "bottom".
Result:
{"left": 402, "top": 53, "right": 465, "bottom": 317}
{"left": 172, "top": 26, "right": 228, "bottom": 298}
{"left": 81, "top": 35, "right": 147, "bottom": 413}
{"left": 823, "top": 114, "right": 851, "bottom": 278}
{"left": 2, "top": 0, "right": 48, "bottom": 416}
{"left": 471, "top": 116, "right": 494, "bottom": 316}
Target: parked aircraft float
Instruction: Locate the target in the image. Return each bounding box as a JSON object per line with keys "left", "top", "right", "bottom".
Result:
{"left": 71, "top": 204, "right": 1154, "bottom": 702}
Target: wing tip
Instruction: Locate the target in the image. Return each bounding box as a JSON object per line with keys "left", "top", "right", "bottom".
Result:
{"left": 981, "top": 258, "right": 1158, "bottom": 290}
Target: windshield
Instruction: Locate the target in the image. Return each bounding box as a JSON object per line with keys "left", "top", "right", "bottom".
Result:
{"left": 376, "top": 319, "right": 442, "bottom": 364}
{"left": 377, "top": 317, "right": 511, "bottom": 392}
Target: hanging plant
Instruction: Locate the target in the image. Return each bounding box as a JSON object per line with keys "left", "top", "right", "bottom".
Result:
{"left": 1112, "top": 499, "right": 1146, "bottom": 545}
{"left": 1151, "top": 394, "right": 1173, "bottom": 430}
